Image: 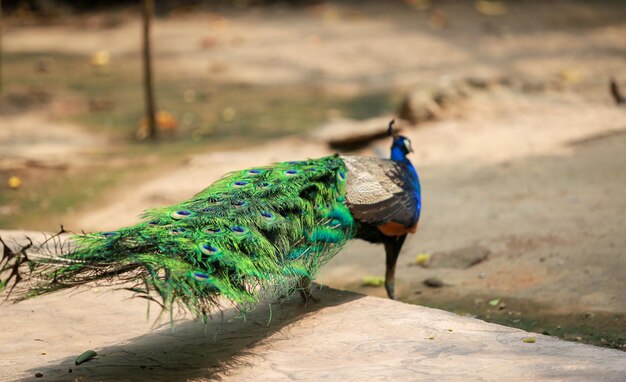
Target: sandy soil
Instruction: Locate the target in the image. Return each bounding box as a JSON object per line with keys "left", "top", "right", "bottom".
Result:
{"left": 1, "top": 0, "right": 625, "bottom": 370}
{"left": 0, "top": 113, "right": 105, "bottom": 166}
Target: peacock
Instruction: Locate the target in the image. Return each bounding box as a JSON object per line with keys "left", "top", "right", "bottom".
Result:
{"left": 0, "top": 121, "right": 421, "bottom": 318}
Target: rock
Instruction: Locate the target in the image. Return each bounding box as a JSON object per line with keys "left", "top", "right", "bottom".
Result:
{"left": 432, "top": 83, "right": 469, "bottom": 107}
{"left": 397, "top": 89, "right": 442, "bottom": 124}
{"left": 465, "top": 76, "right": 494, "bottom": 89}
{"left": 430, "top": 244, "right": 491, "bottom": 269}
{"left": 520, "top": 79, "right": 548, "bottom": 93}
{"left": 309, "top": 116, "right": 401, "bottom": 150}
{"left": 423, "top": 277, "right": 444, "bottom": 288}
{"left": 610, "top": 78, "right": 625, "bottom": 105}
{"left": 397, "top": 81, "right": 470, "bottom": 125}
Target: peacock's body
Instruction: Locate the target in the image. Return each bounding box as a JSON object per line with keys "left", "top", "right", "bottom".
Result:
{"left": 1, "top": 125, "right": 421, "bottom": 318}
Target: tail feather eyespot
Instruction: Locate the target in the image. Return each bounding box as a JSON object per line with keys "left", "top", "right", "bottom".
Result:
{"left": 193, "top": 272, "right": 209, "bottom": 281}
{"left": 232, "top": 200, "right": 246, "bottom": 207}
{"left": 172, "top": 210, "right": 193, "bottom": 219}
{"left": 200, "top": 244, "right": 219, "bottom": 255}
{"left": 231, "top": 226, "right": 246, "bottom": 234}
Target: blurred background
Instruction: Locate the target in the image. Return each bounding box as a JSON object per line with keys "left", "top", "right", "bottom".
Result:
{"left": 0, "top": 0, "right": 624, "bottom": 349}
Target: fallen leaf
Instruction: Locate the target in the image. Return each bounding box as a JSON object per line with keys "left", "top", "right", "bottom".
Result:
{"left": 90, "top": 51, "right": 110, "bottom": 67}
{"left": 488, "top": 298, "right": 500, "bottom": 307}
{"left": 75, "top": 350, "right": 97, "bottom": 365}
{"left": 474, "top": 0, "right": 507, "bottom": 16}
{"left": 428, "top": 10, "right": 448, "bottom": 30}
{"left": 137, "top": 111, "right": 179, "bottom": 140}
{"left": 558, "top": 69, "right": 583, "bottom": 84}
{"left": 8, "top": 176, "right": 22, "bottom": 189}
{"left": 415, "top": 252, "right": 431, "bottom": 266}
{"left": 222, "top": 107, "right": 236, "bottom": 122}
{"left": 362, "top": 276, "right": 385, "bottom": 287}
{"left": 523, "top": 337, "right": 536, "bottom": 343}
{"left": 404, "top": 0, "right": 431, "bottom": 11}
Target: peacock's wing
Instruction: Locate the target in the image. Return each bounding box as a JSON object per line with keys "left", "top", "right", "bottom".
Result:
{"left": 341, "top": 155, "right": 419, "bottom": 228}
{"left": 5, "top": 155, "right": 356, "bottom": 317}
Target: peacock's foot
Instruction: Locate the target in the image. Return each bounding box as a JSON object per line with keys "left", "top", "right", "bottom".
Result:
{"left": 298, "top": 279, "right": 320, "bottom": 305}
{"left": 299, "top": 288, "right": 320, "bottom": 305}
{"left": 385, "top": 282, "right": 396, "bottom": 300}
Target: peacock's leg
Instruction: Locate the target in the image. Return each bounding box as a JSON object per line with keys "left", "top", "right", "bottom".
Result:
{"left": 298, "top": 277, "right": 320, "bottom": 304}
{"left": 383, "top": 235, "right": 407, "bottom": 300}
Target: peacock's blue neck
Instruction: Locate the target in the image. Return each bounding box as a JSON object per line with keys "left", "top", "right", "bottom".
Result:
{"left": 390, "top": 144, "right": 422, "bottom": 223}
{"left": 390, "top": 145, "right": 418, "bottom": 182}
{"left": 390, "top": 145, "right": 408, "bottom": 163}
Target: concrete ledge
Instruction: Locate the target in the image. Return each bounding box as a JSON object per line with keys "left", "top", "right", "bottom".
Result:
{"left": 1, "top": 231, "right": 624, "bottom": 381}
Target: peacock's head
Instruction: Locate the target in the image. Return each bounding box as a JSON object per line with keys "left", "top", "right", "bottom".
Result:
{"left": 393, "top": 135, "right": 414, "bottom": 155}
{"left": 387, "top": 120, "right": 413, "bottom": 159}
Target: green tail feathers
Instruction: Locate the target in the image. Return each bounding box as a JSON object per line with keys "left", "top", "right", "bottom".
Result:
{"left": 4, "top": 156, "right": 356, "bottom": 317}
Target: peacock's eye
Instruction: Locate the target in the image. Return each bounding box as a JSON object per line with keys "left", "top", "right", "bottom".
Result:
{"left": 403, "top": 139, "right": 413, "bottom": 153}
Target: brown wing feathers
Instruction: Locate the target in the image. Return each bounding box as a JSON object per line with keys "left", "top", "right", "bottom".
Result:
{"left": 341, "top": 155, "right": 417, "bottom": 230}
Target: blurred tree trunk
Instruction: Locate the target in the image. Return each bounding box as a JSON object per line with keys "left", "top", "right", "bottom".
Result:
{"left": 0, "top": 0, "right": 3, "bottom": 95}
{"left": 142, "top": 0, "right": 157, "bottom": 140}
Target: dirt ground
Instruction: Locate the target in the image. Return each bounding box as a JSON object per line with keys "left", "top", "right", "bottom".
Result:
{"left": 1, "top": 0, "right": 625, "bottom": 351}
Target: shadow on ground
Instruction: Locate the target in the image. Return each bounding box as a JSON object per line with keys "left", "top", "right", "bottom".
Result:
{"left": 16, "top": 288, "right": 362, "bottom": 382}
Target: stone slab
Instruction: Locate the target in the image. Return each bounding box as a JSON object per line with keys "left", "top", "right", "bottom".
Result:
{"left": 1, "top": 232, "right": 624, "bottom": 382}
